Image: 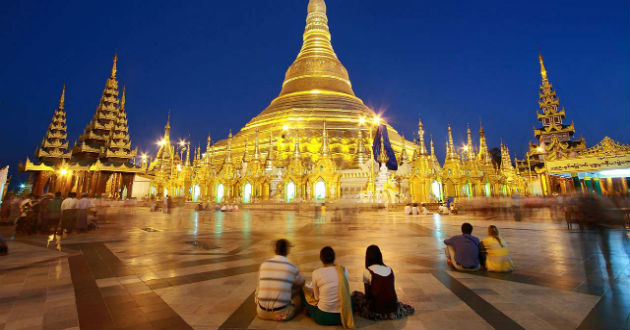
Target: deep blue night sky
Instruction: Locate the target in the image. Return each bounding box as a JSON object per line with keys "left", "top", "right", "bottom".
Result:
{"left": 1, "top": 0, "right": 628, "bottom": 186}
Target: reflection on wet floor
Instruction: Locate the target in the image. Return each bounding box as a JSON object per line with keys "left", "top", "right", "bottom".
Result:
{"left": 1, "top": 206, "right": 629, "bottom": 330}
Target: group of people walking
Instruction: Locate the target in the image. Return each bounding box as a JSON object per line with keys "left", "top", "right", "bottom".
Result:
{"left": 0, "top": 191, "right": 96, "bottom": 235}
{"left": 255, "top": 239, "right": 414, "bottom": 328}
{"left": 444, "top": 223, "right": 514, "bottom": 272}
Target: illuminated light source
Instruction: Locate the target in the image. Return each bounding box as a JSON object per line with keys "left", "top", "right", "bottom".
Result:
{"left": 141, "top": 153, "right": 147, "bottom": 160}
{"left": 599, "top": 169, "right": 630, "bottom": 177}
{"left": 19, "top": 183, "right": 26, "bottom": 189}
{"left": 177, "top": 164, "right": 182, "bottom": 172}
{"left": 309, "top": 89, "right": 321, "bottom": 94}
{"left": 282, "top": 124, "right": 289, "bottom": 131}
{"left": 179, "top": 140, "right": 186, "bottom": 147}
{"left": 157, "top": 139, "right": 166, "bottom": 146}
{"left": 359, "top": 117, "right": 366, "bottom": 125}
{"left": 373, "top": 116, "right": 380, "bottom": 125}
{"left": 537, "top": 146, "right": 544, "bottom": 152}
{"left": 463, "top": 145, "right": 469, "bottom": 151}
{"left": 59, "top": 168, "right": 68, "bottom": 176}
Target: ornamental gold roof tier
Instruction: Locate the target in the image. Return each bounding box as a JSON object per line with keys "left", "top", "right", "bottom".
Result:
{"left": 207, "top": 0, "right": 413, "bottom": 170}
{"left": 37, "top": 84, "right": 71, "bottom": 163}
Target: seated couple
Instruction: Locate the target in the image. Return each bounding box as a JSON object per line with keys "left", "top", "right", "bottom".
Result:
{"left": 444, "top": 223, "right": 514, "bottom": 272}
{"left": 255, "top": 240, "right": 414, "bottom": 328}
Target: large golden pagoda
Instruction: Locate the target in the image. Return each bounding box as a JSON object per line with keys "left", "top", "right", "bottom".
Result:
{"left": 209, "top": 0, "right": 409, "bottom": 170}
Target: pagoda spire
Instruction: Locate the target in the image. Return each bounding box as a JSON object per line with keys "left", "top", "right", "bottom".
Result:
{"left": 466, "top": 125, "right": 474, "bottom": 160}
{"left": 36, "top": 84, "right": 71, "bottom": 162}
{"left": 206, "top": 134, "right": 211, "bottom": 153}
{"left": 254, "top": 129, "right": 260, "bottom": 160}
{"left": 279, "top": 0, "right": 355, "bottom": 97}
{"left": 105, "top": 85, "right": 135, "bottom": 161}
{"left": 225, "top": 130, "right": 233, "bottom": 164}
{"left": 446, "top": 125, "right": 457, "bottom": 160}
{"left": 265, "top": 131, "right": 275, "bottom": 170}
{"left": 430, "top": 137, "right": 435, "bottom": 157}
{"left": 242, "top": 138, "right": 249, "bottom": 163}
{"left": 73, "top": 55, "right": 125, "bottom": 161}
{"left": 185, "top": 142, "right": 191, "bottom": 167}
{"left": 377, "top": 133, "right": 389, "bottom": 164}
{"left": 538, "top": 53, "right": 547, "bottom": 83}
{"left": 111, "top": 53, "right": 118, "bottom": 78}
{"left": 478, "top": 125, "right": 491, "bottom": 165}
{"left": 417, "top": 118, "right": 427, "bottom": 156}
{"left": 59, "top": 84, "right": 66, "bottom": 109}
{"left": 320, "top": 121, "right": 331, "bottom": 157}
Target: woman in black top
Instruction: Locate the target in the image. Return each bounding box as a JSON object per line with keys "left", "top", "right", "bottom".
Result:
{"left": 351, "top": 245, "right": 414, "bottom": 320}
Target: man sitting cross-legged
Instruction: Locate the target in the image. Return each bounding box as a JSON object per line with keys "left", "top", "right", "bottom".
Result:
{"left": 444, "top": 222, "right": 481, "bottom": 271}
{"left": 255, "top": 239, "right": 305, "bottom": 321}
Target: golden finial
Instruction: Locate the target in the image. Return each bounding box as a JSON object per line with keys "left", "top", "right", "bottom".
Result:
{"left": 111, "top": 53, "right": 118, "bottom": 78}
{"left": 59, "top": 84, "right": 66, "bottom": 109}
{"left": 538, "top": 53, "right": 547, "bottom": 82}
{"left": 307, "top": 0, "right": 326, "bottom": 14}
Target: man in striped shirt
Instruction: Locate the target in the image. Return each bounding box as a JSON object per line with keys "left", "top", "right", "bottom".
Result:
{"left": 255, "top": 239, "right": 305, "bottom": 321}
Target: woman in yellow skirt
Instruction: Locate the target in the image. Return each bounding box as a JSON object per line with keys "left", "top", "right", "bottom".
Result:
{"left": 480, "top": 225, "right": 514, "bottom": 272}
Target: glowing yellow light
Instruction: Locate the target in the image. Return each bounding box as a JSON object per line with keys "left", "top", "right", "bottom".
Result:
{"left": 177, "top": 164, "right": 182, "bottom": 172}
{"left": 283, "top": 125, "right": 289, "bottom": 131}
{"left": 59, "top": 169, "right": 68, "bottom": 176}
{"left": 359, "top": 117, "right": 366, "bottom": 125}
{"left": 463, "top": 145, "right": 469, "bottom": 151}
{"left": 537, "top": 146, "right": 544, "bottom": 152}
{"left": 373, "top": 116, "right": 380, "bottom": 125}
{"left": 309, "top": 89, "right": 321, "bottom": 94}
{"left": 179, "top": 140, "right": 186, "bottom": 147}
{"left": 141, "top": 153, "right": 147, "bottom": 160}
{"left": 157, "top": 139, "right": 166, "bottom": 146}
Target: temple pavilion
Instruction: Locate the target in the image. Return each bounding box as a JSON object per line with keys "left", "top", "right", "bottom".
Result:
{"left": 21, "top": 55, "right": 142, "bottom": 198}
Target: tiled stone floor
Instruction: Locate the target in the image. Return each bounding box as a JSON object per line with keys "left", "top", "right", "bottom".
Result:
{"left": 1, "top": 206, "right": 628, "bottom": 330}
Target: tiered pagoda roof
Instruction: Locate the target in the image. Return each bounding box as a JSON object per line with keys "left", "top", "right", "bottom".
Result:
{"left": 73, "top": 54, "right": 135, "bottom": 163}
{"left": 36, "top": 85, "right": 71, "bottom": 163}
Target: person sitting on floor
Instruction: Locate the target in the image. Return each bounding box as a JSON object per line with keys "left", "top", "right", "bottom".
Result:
{"left": 421, "top": 203, "right": 430, "bottom": 215}
{"left": 444, "top": 222, "right": 480, "bottom": 271}
{"left": 255, "top": 239, "right": 304, "bottom": 321}
{"left": 480, "top": 225, "right": 514, "bottom": 272}
{"left": 352, "top": 245, "right": 414, "bottom": 320}
{"left": 302, "top": 246, "right": 354, "bottom": 328}
{"left": 404, "top": 204, "right": 412, "bottom": 215}
{"left": 60, "top": 192, "right": 78, "bottom": 233}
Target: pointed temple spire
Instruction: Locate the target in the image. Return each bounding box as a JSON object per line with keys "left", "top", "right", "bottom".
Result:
{"left": 105, "top": 85, "right": 135, "bottom": 160}
{"left": 533, "top": 53, "right": 577, "bottom": 146}
{"left": 74, "top": 55, "right": 135, "bottom": 163}
{"left": 417, "top": 118, "right": 427, "bottom": 156}
{"left": 278, "top": 0, "right": 355, "bottom": 97}
{"left": 242, "top": 138, "right": 249, "bottom": 163}
{"left": 478, "top": 125, "right": 492, "bottom": 165}
{"left": 466, "top": 125, "right": 475, "bottom": 160}
{"left": 111, "top": 53, "right": 118, "bottom": 78}
{"left": 265, "top": 131, "right": 275, "bottom": 170}
{"left": 185, "top": 142, "right": 191, "bottom": 167}
{"left": 225, "top": 130, "right": 233, "bottom": 164}
{"left": 320, "top": 121, "right": 331, "bottom": 157}
{"left": 206, "top": 134, "right": 211, "bottom": 153}
{"left": 59, "top": 84, "right": 66, "bottom": 109}
{"left": 253, "top": 129, "right": 260, "bottom": 160}
{"left": 430, "top": 137, "right": 436, "bottom": 157}
{"left": 446, "top": 125, "right": 457, "bottom": 160}
{"left": 36, "top": 84, "right": 71, "bottom": 162}
{"left": 538, "top": 53, "right": 547, "bottom": 83}
{"left": 377, "top": 132, "right": 389, "bottom": 164}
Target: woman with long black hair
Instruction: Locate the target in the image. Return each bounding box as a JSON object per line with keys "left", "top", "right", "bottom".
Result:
{"left": 351, "top": 245, "right": 414, "bottom": 320}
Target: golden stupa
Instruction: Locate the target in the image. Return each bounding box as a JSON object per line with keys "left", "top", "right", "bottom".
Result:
{"left": 209, "top": 0, "right": 409, "bottom": 169}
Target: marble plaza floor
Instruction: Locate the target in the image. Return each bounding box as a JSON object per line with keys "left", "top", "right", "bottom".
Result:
{"left": 1, "top": 206, "right": 629, "bottom": 330}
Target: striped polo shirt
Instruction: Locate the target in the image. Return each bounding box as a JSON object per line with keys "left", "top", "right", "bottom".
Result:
{"left": 257, "top": 255, "right": 303, "bottom": 309}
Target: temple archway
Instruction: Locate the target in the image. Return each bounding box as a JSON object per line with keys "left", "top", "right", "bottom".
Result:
{"left": 243, "top": 182, "right": 252, "bottom": 203}
{"left": 286, "top": 181, "right": 296, "bottom": 202}
{"left": 216, "top": 184, "right": 225, "bottom": 203}
{"left": 315, "top": 180, "right": 326, "bottom": 200}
